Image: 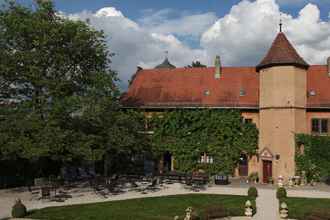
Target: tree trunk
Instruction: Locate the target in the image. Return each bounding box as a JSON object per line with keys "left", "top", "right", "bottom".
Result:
{"left": 103, "top": 153, "right": 109, "bottom": 177}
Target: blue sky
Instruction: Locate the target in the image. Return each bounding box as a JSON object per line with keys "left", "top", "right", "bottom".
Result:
{"left": 6, "top": 0, "right": 330, "bottom": 88}
{"left": 15, "top": 0, "right": 330, "bottom": 19}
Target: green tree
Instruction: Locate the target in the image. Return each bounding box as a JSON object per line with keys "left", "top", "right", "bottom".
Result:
{"left": 296, "top": 134, "right": 330, "bottom": 182}
{"left": 152, "top": 110, "right": 258, "bottom": 175}
{"left": 80, "top": 98, "right": 149, "bottom": 175}
{"left": 0, "top": 0, "right": 147, "bottom": 171}
{"left": 186, "top": 61, "right": 207, "bottom": 68}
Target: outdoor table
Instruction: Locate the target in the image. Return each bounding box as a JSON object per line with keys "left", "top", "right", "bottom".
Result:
{"left": 214, "top": 175, "right": 229, "bottom": 185}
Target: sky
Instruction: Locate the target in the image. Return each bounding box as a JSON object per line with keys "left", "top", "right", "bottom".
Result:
{"left": 6, "top": 0, "right": 330, "bottom": 89}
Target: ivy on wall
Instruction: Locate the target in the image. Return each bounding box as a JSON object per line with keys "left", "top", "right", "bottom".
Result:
{"left": 151, "top": 109, "right": 258, "bottom": 175}
{"left": 296, "top": 134, "right": 330, "bottom": 182}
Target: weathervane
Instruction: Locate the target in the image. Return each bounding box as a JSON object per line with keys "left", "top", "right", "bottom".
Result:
{"left": 165, "top": 50, "right": 169, "bottom": 59}
{"left": 279, "top": 13, "right": 283, "bottom": 32}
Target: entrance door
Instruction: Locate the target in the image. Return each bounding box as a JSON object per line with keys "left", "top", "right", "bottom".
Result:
{"left": 163, "top": 152, "right": 172, "bottom": 173}
{"left": 239, "top": 154, "right": 248, "bottom": 176}
{"left": 263, "top": 160, "right": 272, "bottom": 183}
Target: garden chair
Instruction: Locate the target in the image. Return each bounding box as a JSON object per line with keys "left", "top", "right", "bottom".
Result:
{"left": 78, "top": 167, "right": 91, "bottom": 180}
{"left": 90, "top": 176, "right": 108, "bottom": 197}
{"left": 40, "top": 186, "right": 51, "bottom": 200}
{"left": 86, "top": 167, "right": 96, "bottom": 178}
{"left": 144, "top": 177, "right": 161, "bottom": 192}
{"left": 61, "top": 167, "right": 74, "bottom": 183}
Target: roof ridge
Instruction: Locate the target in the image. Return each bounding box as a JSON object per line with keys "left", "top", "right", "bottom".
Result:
{"left": 142, "top": 66, "right": 257, "bottom": 71}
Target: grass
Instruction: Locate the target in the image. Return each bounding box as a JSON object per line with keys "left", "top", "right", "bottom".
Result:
{"left": 27, "top": 194, "right": 254, "bottom": 220}
{"left": 284, "top": 197, "right": 330, "bottom": 220}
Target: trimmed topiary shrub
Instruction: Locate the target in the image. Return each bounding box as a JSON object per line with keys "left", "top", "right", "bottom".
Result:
{"left": 203, "top": 205, "right": 228, "bottom": 220}
{"left": 248, "top": 186, "right": 258, "bottom": 198}
{"left": 276, "top": 187, "right": 287, "bottom": 200}
{"left": 248, "top": 172, "right": 259, "bottom": 183}
{"left": 183, "top": 207, "right": 201, "bottom": 220}
{"left": 11, "top": 199, "right": 27, "bottom": 218}
{"left": 191, "top": 212, "right": 201, "bottom": 220}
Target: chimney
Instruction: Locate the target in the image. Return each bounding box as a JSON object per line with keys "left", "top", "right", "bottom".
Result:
{"left": 215, "top": 55, "right": 221, "bottom": 79}
{"left": 327, "top": 57, "right": 330, "bottom": 76}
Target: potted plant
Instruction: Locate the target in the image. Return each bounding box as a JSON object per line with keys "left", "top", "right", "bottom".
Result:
{"left": 268, "top": 177, "right": 274, "bottom": 184}
{"left": 248, "top": 172, "right": 259, "bottom": 184}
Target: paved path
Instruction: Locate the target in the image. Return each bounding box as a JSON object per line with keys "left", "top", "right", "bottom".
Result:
{"left": 253, "top": 189, "right": 279, "bottom": 220}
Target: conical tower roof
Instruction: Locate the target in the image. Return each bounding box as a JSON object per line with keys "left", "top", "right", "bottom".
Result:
{"left": 155, "top": 58, "right": 176, "bottom": 69}
{"left": 256, "top": 32, "right": 309, "bottom": 72}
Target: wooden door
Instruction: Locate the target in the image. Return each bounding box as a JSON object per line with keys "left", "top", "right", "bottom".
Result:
{"left": 239, "top": 154, "right": 248, "bottom": 176}
{"left": 263, "top": 160, "right": 272, "bottom": 183}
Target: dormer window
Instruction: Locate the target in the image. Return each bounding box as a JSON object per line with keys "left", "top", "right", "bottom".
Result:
{"left": 204, "top": 90, "right": 210, "bottom": 96}
{"left": 240, "top": 89, "right": 246, "bottom": 96}
{"left": 309, "top": 90, "right": 316, "bottom": 96}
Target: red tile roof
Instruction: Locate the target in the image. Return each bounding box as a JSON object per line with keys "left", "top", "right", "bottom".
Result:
{"left": 121, "top": 65, "right": 330, "bottom": 109}
{"left": 256, "top": 32, "right": 309, "bottom": 72}
{"left": 307, "top": 65, "right": 330, "bottom": 108}
{"left": 122, "top": 67, "right": 259, "bottom": 108}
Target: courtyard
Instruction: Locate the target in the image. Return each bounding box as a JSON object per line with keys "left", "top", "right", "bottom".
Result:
{"left": 1, "top": 0, "right": 330, "bottom": 220}
{"left": 1, "top": 178, "right": 330, "bottom": 220}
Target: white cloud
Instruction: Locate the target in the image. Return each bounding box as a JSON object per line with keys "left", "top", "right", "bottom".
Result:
{"left": 201, "top": 0, "right": 330, "bottom": 66}
{"left": 95, "top": 7, "right": 124, "bottom": 18}
{"left": 65, "top": 0, "right": 330, "bottom": 89}
{"left": 67, "top": 7, "right": 210, "bottom": 89}
{"left": 139, "top": 9, "right": 217, "bottom": 37}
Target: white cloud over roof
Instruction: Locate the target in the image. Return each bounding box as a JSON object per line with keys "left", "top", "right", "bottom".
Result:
{"left": 65, "top": 0, "right": 330, "bottom": 89}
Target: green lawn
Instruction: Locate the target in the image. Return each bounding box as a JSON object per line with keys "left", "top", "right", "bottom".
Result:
{"left": 27, "top": 194, "right": 254, "bottom": 220}
{"left": 284, "top": 197, "right": 330, "bottom": 220}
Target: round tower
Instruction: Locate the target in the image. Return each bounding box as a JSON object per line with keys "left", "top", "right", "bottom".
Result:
{"left": 256, "top": 31, "right": 309, "bottom": 183}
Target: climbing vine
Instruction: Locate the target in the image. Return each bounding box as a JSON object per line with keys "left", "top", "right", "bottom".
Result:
{"left": 296, "top": 134, "right": 330, "bottom": 182}
{"left": 152, "top": 110, "right": 258, "bottom": 175}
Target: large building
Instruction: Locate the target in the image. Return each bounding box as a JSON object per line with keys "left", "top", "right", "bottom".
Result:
{"left": 121, "top": 29, "right": 330, "bottom": 183}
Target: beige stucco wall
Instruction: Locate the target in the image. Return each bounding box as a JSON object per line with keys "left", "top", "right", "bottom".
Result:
{"left": 259, "top": 66, "right": 307, "bottom": 182}
{"left": 260, "top": 66, "right": 306, "bottom": 108}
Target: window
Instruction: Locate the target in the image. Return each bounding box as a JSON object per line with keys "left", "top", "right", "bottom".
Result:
{"left": 198, "top": 153, "right": 214, "bottom": 164}
{"left": 309, "top": 90, "right": 316, "bottom": 96}
{"left": 240, "top": 89, "right": 246, "bottom": 96}
{"left": 312, "top": 119, "right": 319, "bottom": 133}
{"left": 244, "top": 118, "right": 253, "bottom": 124}
{"left": 322, "top": 119, "right": 328, "bottom": 133}
{"left": 311, "top": 118, "right": 328, "bottom": 134}
{"left": 204, "top": 90, "right": 210, "bottom": 96}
